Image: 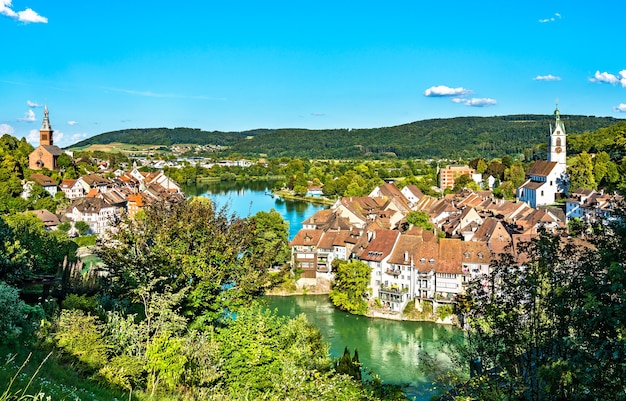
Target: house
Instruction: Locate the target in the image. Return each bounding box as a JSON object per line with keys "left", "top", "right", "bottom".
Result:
{"left": 565, "top": 189, "right": 623, "bottom": 223}
{"left": 65, "top": 197, "right": 120, "bottom": 234}
{"left": 27, "top": 209, "right": 60, "bottom": 230}
{"left": 517, "top": 105, "right": 569, "bottom": 208}
{"left": 400, "top": 185, "right": 424, "bottom": 208}
{"left": 25, "top": 173, "right": 58, "bottom": 197}
{"left": 439, "top": 165, "right": 476, "bottom": 189}
{"left": 28, "top": 106, "right": 65, "bottom": 170}
{"left": 379, "top": 232, "right": 424, "bottom": 311}
{"left": 60, "top": 179, "right": 84, "bottom": 199}
{"left": 358, "top": 229, "right": 401, "bottom": 306}
{"left": 289, "top": 229, "right": 324, "bottom": 279}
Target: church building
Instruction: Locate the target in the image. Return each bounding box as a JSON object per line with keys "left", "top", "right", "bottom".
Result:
{"left": 517, "top": 105, "right": 569, "bottom": 208}
{"left": 29, "top": 106, "right": 64, "bottom": 170}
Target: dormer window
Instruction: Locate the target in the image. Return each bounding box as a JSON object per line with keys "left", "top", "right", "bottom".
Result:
{"left": 478, "top": 252, "right": 483, "bottom": 259}
{"left": 429, "top": 258, "right": 435, "bottom": 265}
{"left": 420, "top": 258, "right": 426, "bottom": 264}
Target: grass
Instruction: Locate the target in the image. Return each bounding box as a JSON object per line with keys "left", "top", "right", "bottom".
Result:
{"left": 0, "top": 345, "right": 128, "bottom": 401}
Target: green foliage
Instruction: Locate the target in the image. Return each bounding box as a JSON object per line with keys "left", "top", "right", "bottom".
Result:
{"left": 55, "top": 309, "right": 111, "bottom": 371}
{"left": 436, "top": 304, "right": 454, "bottom": 320}
{"left": 97, "top": 197, "right": 272, "bottom": 327}
{"left": 1, "top": 214, "right": 77, "bottom": 283}
{"left": 0, "top": 282, "right": 43, "bottom": 344}
{"left": 450, "top": 216, "right": 626, "bottom": 401}
{"left": 334, "top": 347, "right": 362, "bottom": 381}
{"left": 61, "top": 294, "right": 101, "bottom": 315}
{"left": 329, "top": 259, "right": 371, "bottom": 315}
{"left": 74, "top": 220, "right": 90, "bottom": 236}
{"left": 146, "top": 334, "right": 187, "bottom": 392}
{"left": 406, "top": 211, "right": 433, "bottom": 230}
{"left": 568, "top": 151, "right": 597, "bottom": 191}
{"left": 249, "top": 208, "right": 291, "bottom": 268}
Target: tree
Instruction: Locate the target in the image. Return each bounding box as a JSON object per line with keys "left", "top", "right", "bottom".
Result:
{"left": 75, "top": 221, "right": 91, "bottom": 236}
{"left": 97, "top": 197, "right": 273, "bottom": 328}
{"left": 449, "top": 215, "right": 626, "bottom": 401}
{"left": 329, "top": 259, "right": 370, "bottom": 315}
{"left": 568, "top": 151, "right": 596, "bottom": 191}
{"left": 406, "top": 211, "right": 433, "bottom": 231}
{"left": 249, "top": 209, "right": 290, "bottom": 268}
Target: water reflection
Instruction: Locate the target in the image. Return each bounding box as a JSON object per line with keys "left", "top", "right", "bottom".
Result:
{"left": 266, "top": 295, "right": 463, "bottom": 401}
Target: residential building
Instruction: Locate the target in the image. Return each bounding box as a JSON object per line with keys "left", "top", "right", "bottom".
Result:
{"left": 439, "top": 165, "right": 475, "bottom": 189}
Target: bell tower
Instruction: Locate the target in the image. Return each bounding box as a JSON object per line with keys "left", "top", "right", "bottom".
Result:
{"left": 548, "top": 102, "right": 566, "bottom": 168}
{"left": 40, "top": 106, "right": 53, "bottom": 146}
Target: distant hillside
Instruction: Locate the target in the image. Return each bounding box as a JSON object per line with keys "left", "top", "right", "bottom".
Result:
{"left": 70, "top": 115, "right": 622, "bottom": 159}
{"left": 70, "top": 127, "right": 267, "bottom": 148}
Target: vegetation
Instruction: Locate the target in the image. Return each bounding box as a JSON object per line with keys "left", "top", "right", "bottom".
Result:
{"left": 431, "top": 209, "right": 626, "bottom": 400}
{"left": 71, "top": 115, "right": 621, "bottom": 160}
{"left": 329, "top": 259, "right": 372, "bottom": 315}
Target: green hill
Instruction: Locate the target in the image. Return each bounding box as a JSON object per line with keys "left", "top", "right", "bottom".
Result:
{"left": 70, "top": 115, "right": 622, "bottom": 159}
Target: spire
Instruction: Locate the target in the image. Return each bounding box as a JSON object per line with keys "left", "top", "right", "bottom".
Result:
{"left": 554, "top": 98, "right": 560, "bottom": 121}
{"left": 41, "top": 105, "right": 52, "bottom": 131}
{"left": 39, "top": 105, "right": 54, "bottom": 146}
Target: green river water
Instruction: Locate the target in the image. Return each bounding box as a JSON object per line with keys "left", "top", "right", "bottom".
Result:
{"left": 266, "top": 295, "right": 463, "bottom": 401}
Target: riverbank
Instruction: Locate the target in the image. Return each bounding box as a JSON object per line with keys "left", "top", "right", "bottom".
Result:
{"left": 268, "top": 278, "right": 459, "bottom": 326}
{"left": 274, "top": 189, "right": 336, "bottom": 206}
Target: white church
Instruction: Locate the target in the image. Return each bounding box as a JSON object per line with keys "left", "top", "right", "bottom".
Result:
{"left": 517, "top": 105, "right": 569, "bottom": 208}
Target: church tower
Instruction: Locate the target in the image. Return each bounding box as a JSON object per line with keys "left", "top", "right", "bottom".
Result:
{"left": 39, "top": 105, "right": 54, "bottom": 146}
{"left": 548, "top": 103, "right": 566, "bottom": 168}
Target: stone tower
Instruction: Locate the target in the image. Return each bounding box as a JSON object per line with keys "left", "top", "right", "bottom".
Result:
{"left": 39, "top": 105, "right": 54, "bottom": 146}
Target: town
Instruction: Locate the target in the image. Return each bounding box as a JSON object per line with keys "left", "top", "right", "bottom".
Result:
{"left": 21, "top": 106, "right": 622, "bottom": 321}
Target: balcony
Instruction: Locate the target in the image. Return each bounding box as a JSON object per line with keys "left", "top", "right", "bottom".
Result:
{"left": 385, "top": 268, "right": 401, "bottom": 276}
{"left": 379, "top": 284, "right": 408, "bottom": 294}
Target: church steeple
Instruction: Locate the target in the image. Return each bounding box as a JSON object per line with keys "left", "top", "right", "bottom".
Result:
{"left": 40, "top": 106, "right": 53, "bottom": 146}
{"left": 548, "top": 101, "right": 566, "bottom": 167}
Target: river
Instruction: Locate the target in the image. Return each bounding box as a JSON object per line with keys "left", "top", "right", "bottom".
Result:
{"left": 183, "top": 180, "right": 327, "bottom": 240}
{"left": 184, "top": 180, "right": 462, "bottom": 400}
{"left": 266, "top": 295, "right": 461, "bottom": 401}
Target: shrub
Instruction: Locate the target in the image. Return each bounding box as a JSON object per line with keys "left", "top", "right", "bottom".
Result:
{"left": 55, "top": 309, "right": 111, "bottom": 371}
{"left": 0, "top": 282, "right": 43, "bottom": 344}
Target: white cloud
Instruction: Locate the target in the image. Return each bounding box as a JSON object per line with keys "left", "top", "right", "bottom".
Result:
{"left": 17, "top": 8, "right": 47, "bottom": 23}
{"left": 589, "top": 70, "right": 626, "bottom": 87}
{"left": 27, "top": 129, "right": 38, "bottom": 145}
{"left": 0, "top": 0, "right": 17, "bottom": 18}
{"left": 0, "top": 123, "right": 15, "bottom": 135}
{"left": 533, "top": 74, "right": 562, "bottom": 81}
{"left": 0, "top": 1, "right": 47, "bottom": 23}
{"left": 452, "top": 97, "right": 497, "bottom": 107}
{"left": 539, "top": 13, "right": 562, "bottom": 23}
{"left": 18, "top": 109, "right": 36, "bottom": 122}
{"left": 70, "top": 132, "right": 89, "bottom": 144}
{"left": 53, "top": 131, "right": 64, "bottom": 144}
{"left": 68, "top": 120, "right": 78, "bottom": 126}
{"left": 613, "top": 104, "right": 626, "bottom": 113}
{"left": 424, "top": 85, "right": 473, "bottom": 97}
{"left": 27, "top": 100, "right": 42, "bottom": 107}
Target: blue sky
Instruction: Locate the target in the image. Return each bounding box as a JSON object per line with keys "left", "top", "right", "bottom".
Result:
{"left": 1, "top": 1, "right": 625, "bottom": 148}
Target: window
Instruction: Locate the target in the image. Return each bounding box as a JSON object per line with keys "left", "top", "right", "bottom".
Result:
{"left": 556, "top": 137, "right": 562, "bottom": 147}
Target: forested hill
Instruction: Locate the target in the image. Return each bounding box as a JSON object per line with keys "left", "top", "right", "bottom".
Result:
{"left": 71, "top": 115, "right": 622, "bottom": 159}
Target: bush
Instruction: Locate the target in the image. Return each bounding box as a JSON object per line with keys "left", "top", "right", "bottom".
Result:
{"left": 54, "top": 309, "right": 111, "bottom": 371}
{"left": 61, "top": 294, "right": 101, "bottom": 315}
{"left": 0, "top": 282, "right": 43, "bottom": 344}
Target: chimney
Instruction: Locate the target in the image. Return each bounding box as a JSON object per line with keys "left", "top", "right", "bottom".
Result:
{"left": 404, "top": 251, "right": 409, "bottom": 262}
